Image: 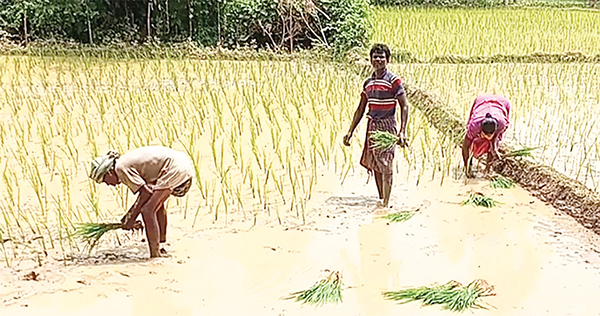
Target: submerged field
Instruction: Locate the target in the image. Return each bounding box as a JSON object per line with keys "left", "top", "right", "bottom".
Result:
{"left": 390, "top": 63, "right": 600, "bottom": 191}
{"left": 372, "top": 7, "right": 600, "bottom": 60}
{"left": 0, "top": 56, "right": 455, "bottom": 265}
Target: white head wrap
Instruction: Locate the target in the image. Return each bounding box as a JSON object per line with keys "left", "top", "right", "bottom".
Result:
{"left": 89, "top": 150, "right": 120, "bottom": 183}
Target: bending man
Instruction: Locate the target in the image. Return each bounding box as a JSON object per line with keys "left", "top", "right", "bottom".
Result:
{"left": 89, "top": 146, "right": 194, "bottom": 258}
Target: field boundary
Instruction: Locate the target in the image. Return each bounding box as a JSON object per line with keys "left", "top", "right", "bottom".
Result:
{"left": 2, "top": 40, "right": 600, "bottom": 65}
{"left": 391, "top": 52, "right": 600, "bottom": 64}
{"left": 405, "top": 86, "right": 600, "bottom": 235}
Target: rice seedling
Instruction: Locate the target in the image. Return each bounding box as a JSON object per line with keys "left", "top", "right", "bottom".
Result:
{"left": 383, "top": 210, "right": 416, "bottom": 223}
{"left": 75, "top": 221, "right": 143, "bottom": 248}
{"left": 461, "top": 192, "right": 498, "bottom": 208}
{"left": 74, "top": 222, "right": 122, "bottom": 247}
{"left": 504, "top": 147, "right": 536, "bottom": 158}
{"left": 287, "top": 271, "right": 343, "bottom": 306}
{"left": 383, "top": 279, "right": 496, "bottom": 312}
{"left": 369, "top": 130, "right": 399, "bottom": 151}
{"left": 490, "top": 175, "right": 515, "bottom": 189}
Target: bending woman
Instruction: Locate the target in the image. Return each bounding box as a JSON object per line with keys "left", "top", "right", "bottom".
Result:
{"left": 462, "top": 95, "right": 511, "bottom": 178}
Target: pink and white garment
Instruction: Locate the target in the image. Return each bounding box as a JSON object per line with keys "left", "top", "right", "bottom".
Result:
{"left": 465, "top": 95, "right": 511, "bottom": 158}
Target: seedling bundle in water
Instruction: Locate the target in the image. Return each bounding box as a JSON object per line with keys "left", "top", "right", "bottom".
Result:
{"left": 461, "top": 192, "right": 498, "bottom": 208}
{"left": 383, "top": 279, "right": 496, "bottom": 312}
{"left": 369, "top": 131, "right": 399, "bottom": 150}
{"left": 288, "top": 271, "right": 343, "bottom": 306}
{"left": 384, "top": 210, "right": 416, "bottom": 223}
{"left": 490, "top": 175, "right": 514, "bottom": 189}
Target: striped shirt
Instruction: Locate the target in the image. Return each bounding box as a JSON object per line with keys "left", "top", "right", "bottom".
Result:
{"left": 362, "top": 69, "right": 405, "bottom": 119}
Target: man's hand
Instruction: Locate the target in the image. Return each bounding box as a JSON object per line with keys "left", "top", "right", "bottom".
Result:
{"left": 343, "top": 133, "right": 352, "bottom": 146}
{"left": 121, "top": 214, "right": 137, "bottom": 230}
{"left": 397, "top": 131, "right": 408, "bottom": 147}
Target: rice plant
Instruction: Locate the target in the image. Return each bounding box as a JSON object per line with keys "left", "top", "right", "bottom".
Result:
{"left": 383, "top": 279, "right": 496, "bottom": 312}
{"left": 373, "top": 7, "right": 600, "bottom": 60}
{"left": 490, "top": 175, "right": 515, "bottom": 189}
{"left": 461, "top": 192, "right": 498, "bottom": 208}
{"left": 287, "top": 271, "right": 343, "bottom": 306}
{"left": 389, "top": 62, "right": 600, "bottom": 191}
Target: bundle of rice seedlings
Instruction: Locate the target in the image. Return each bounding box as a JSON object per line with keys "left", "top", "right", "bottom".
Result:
{"left": 504, "top": 146, "right": 536, "bottom": 158}
{"left": 461, "top": 192, "right": 497, "bottom": 208}
{"left": 75, "top": 222, "right": 123, "bottom": 245}
{"left": 383, "top": 279, "right": 495, "bottom": 312}
{"left": 369, "top": 130, "right": 399, "bottom": 150}
{"left": 490, "top": 175, "right": 515, "bottom": 189}
{"left": 383, "top": 210, "right": 416, "bottom": 223}
{"left": 287, "top": 271, "right": 343, "bottom": 306}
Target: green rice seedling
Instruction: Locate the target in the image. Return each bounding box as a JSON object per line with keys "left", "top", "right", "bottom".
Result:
{"left": 369, "top": 130, "right": 399, "bottom": 151}
{"left": 490, "top": 175, "right": 515, "bottom": 189}
{"left": 461, "top": 192, "right": 498, "bottom": 208}
{"left": 383, "top": 210, "right": 416, "bottom": 223}
{"left": 288, "top": 271, "right": 343, "bottom": 306}
{"left": 74, "top": 222, "right": 122, "bottom": 248}
{"left": 505, "top": 147, "right": 536, "bottom": 158}
{"left": 383, "top": 279, "right": 495, "bottom": 312}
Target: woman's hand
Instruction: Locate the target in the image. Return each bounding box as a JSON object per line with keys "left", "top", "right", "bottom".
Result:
{"left": 465, "top": 166, "right": 475, "bottom": 179}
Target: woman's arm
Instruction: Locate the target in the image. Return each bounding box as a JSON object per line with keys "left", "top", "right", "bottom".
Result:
{"left": 462, "top": 137, "right": 473, "bottom": 177}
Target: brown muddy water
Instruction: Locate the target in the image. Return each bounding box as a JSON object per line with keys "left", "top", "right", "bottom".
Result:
{"left": 3, "top": 165, "right": 600, "bottom": 316}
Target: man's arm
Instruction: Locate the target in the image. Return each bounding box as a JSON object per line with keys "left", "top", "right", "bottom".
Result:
{"left": 121, "top": 184, "right": 153, "bottom": 229}
{"left": 397, "top": 94, "right": 409, "bottom": 146}
{"left": 343, "top": 93, "right": 368, "bottom": 146}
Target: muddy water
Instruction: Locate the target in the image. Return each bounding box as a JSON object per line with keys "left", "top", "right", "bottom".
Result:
{"left": 3, "top": 168, "right": 600, "bottom": 316}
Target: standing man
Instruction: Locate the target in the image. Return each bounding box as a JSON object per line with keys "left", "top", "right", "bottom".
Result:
{"left": 462, "top": 95, "right": 511, "bottom": 178}
{"left": 89, "top": 146, "right": 194, "bottom": 258}
{"left": 343, "top": 43, "right": 409, "bottom": 208}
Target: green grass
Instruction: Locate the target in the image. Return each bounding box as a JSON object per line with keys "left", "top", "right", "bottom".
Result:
{"left": 461, "top": 192, "right": 498, "bottom": 208}
{"left": 288, "top": 271, "right": 343, "bottom": 306}
{"left": 383, "top": 279, "right": 495, "bottom": 312}
{"left": 490, "top": 175, "right": 515, "bottom": 189}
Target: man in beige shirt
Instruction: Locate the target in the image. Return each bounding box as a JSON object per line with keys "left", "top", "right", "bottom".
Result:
{"left": 89, "top": 146, "right": 194, "bottom": 258}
